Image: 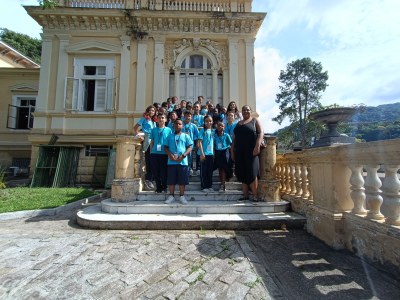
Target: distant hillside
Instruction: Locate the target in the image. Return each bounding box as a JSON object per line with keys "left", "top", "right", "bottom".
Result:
{"left": 352, "top": 102, "right": 400, "bottom": 123}
{"left": 274, "top": 102, "right": 400, "bottom": 148}
{"left": 348, "top": 102, "right": 400, "bottom": 142}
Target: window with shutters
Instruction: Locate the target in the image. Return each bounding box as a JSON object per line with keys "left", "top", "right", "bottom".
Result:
{"left": 65, "top": 58, "right": 116, "bottom": 112}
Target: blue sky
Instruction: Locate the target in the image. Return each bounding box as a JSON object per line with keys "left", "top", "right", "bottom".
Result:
{"left": 1, "top": 0, "right": 400, "bottom": 132}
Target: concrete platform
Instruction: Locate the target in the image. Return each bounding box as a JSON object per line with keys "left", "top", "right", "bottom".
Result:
{"left": 77, "top": 203, "right": 306, "bottom": 230}
{"left": 101, "top": 199, "right": 289, "bottom": 214}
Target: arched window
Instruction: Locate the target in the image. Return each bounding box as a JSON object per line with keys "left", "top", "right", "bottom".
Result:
{"left": 171, "top": 54, "right": 222, "bottom": 103}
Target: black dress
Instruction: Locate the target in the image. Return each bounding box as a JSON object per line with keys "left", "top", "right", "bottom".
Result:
{"left": 233, "top": 118, "right": 260, "bottom": 185}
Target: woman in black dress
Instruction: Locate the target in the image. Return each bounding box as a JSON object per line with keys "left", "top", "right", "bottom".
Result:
{"left": 232, "top": 105, "right": 263, "bottom": 201}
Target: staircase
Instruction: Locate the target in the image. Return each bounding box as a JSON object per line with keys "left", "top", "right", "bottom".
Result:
{"left": 77, "top": 172, "right": 306, "bottom": 230}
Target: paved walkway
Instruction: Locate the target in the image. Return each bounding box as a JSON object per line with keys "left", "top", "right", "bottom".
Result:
{"left": 0, "top": 207, "right": 399, "bottom": 299}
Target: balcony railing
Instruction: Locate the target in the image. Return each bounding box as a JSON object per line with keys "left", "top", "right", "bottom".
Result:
{"left": 60, "top": 0, "right": 250, "bottom": 12}
{"left": 63, "top": 0, "right": 127, "bottom": 8}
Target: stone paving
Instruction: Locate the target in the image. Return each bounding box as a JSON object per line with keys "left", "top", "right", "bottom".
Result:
{"left": 0, "top": 208, "right": 399, "bottom": 300}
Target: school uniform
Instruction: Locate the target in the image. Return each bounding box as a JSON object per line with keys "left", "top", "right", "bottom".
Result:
{"left": 150, "top": 126, "right": 172, "bottom": 192}
{"left": 164, "top": 132, "right": 193, "bottom": 186}
{"left": 137, "top": 116, "right": 156, "bottom": 181}
{"left": 214, "top": 132, "right": 233, "bottom": 180}
{"left": 198, "top": 128, "right": 215, "bottom": 190}
{"left": 182, "top": 122, "right": 199, "bottom": 173}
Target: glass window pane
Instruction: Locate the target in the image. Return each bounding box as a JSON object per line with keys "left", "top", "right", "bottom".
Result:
{"left": 97, "top": 66, "right": 106, "bottom": 75}
{"left": 190, "top": 55, "right": 203, "bottom": 68}
{"left": 84, "top": 66, "right": 96, "bottom": 75}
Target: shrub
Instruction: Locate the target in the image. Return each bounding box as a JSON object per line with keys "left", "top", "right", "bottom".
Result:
{"left": 0, "top": 166, "right": 6, "bottom": 189}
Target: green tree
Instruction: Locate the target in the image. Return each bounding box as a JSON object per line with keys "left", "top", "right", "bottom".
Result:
{"left": 273, "top": 58, "right": 328, "bottom": 147}
{"left": 0, "top": 28, "right": 41, "bottom": 64}
{"left": 38, "top": 0, "right": 59, "bottom": 9}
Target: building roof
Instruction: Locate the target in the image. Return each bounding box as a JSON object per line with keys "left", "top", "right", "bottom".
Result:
{"left": 0, "top": 40, "right": 40, "bottom": 69}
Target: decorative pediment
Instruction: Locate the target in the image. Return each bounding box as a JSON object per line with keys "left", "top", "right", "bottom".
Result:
{"left": 66, "top": 41, "right": 121, "bottom": 54}
{"left": 9, "top": 83, "right": 39, "bottom": 92}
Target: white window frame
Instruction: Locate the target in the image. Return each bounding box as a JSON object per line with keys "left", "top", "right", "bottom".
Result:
{"left": 7, "top": 95, "right": 37, "bottom": 130}
{"left": 67, "top": 58, "right": 115, "bottom": 113}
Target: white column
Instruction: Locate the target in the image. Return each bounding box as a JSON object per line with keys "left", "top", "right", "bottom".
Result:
{"left": 174, "top": 67, "right": 180, "bottom": 98}
{"left": 212, "top": 68, "right": 218, "bottom": 104}
{"left": 135, "top": 38, "right": 148, "bottom": 112}
{"left": 223, "top": 68, "right": 229, "bottom": 105}
{"left": 153, "top": 37, "right": 165, "bottom": 103}
{"left": 55, "top": 34, "right": 70, "bottom": 111}
{"left": 228, "top": 38, "right": 239, "bottom": 103}
{"left": 119, "top": 36, "right": 131, "bottom": 113}
{"left": 245, "top": 38, "right": 256, "bottom": 111}
{"left": 164, "top": 68, "right": 170, "bottom": 100}
{"left": 37, "top": 34, "right": 53, "bottom": 112}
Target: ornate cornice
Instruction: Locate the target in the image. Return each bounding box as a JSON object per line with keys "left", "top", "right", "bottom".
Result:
{"left": 25, "top": 7, "right": 265, "bottom": 36}
{"left": 165, "top": 38, "right": 228, "bottom": 70}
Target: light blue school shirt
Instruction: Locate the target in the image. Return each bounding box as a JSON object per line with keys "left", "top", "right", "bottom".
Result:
{"left": 150, "top": 126, "right": 172, "bottom": 154}
{"left": 164, "top": 132, "right": 193, "bottom": 165}
{"left": 182, "top": 122, "right": 199, "bottom": 141}
{"left": 197, "top": 128, "right": 214, "bottom": 156}
{"left": 200, "top": 108, "right": 208, "bottom": 116}
{"left": 224, "top": 122, "right": 237, "bottom": 138}
{"left": 214, "top": 132, "right": 232, "bottom": 150}
{"left": 191, "top": 114, "right": 204, "bottom": 127}
{"left": 137, "top": 116, "right": 156, "bottom": 134}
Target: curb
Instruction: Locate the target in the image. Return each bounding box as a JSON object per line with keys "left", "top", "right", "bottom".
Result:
{"left": 0, "top": 191, "right": 110, "bottom": 221}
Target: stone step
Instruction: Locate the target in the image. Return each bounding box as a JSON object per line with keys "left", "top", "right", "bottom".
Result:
{"left": 144, "top": 182, "right": 242, "bottom": 191}
{"left": 77, "top": 204, "right": 306, "bottom": 230}
{"left": 101, "top": 199, "right": 289, "bottom": 214}
{"left": 137, "top": 190, "right": 247, "bottom": 201}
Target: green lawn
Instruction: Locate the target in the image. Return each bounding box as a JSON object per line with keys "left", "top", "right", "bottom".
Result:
{"left": 0, "top": 187, "right": 97, "bottom": 213}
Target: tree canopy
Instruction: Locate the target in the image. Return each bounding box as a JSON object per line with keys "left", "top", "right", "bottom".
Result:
{"left": 273, "top": 57, "right": 328, "bottom": 147}
{"left": 0, "top": 29, "right": 41, "bottom": 64}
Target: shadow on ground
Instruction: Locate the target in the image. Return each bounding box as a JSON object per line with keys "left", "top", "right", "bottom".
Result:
{"left": 237, "top": 230, "right": 400, "bottom": 300}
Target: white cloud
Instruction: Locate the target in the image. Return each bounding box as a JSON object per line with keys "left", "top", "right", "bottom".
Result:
{"left": 253, "top": 0, "right": 400, "bottom": 129}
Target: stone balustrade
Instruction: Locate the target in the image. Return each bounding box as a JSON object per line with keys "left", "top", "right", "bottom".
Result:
{"left": 276, "top": 139, "right": 400, "bottom": 272}
{"left": 277, "top": 139, "right": 400, "bottom": 226}
{"left": 63, "top": 0, "right": 127, "bottom": 8}
{"left": 60, "top": 0, "right": 250, "bottom": 12}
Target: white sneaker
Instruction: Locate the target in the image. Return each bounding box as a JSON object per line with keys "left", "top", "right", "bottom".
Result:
{"left": 165, "top": 195, "right": 175, "bottom": 204}
{"left": 207, "top": 188, "right": 214, "bottom": 192}
{"left": 202, "top": 188, "right": 209, "bottom": 193}
{"left": 189, "top": 169, "right": 194, "bottom": 176}
{"left": 194, "top": 170, "right": 200, "bottom": 176}
{"left": 179, "top": 195, "right": 188, "bottom": 204}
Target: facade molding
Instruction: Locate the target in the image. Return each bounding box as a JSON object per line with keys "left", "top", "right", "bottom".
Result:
{"left": 9, "top": 83, "right": 39, "bottom": 92}
{"left": 66, "top": 40, "right": 122, "bottom": 54}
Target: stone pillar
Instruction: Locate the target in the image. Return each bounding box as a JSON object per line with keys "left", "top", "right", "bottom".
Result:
{"left": 258, "top": 136, "right": 280, "bottom": 202}
{"left": 55, "top": 34, "right": 70, "bottom": 111}
{"left": 164, "top": 68, "right": 170, "bottom": 99}
{"left": 245, "top": 38, "right": 256, "bottom": 111}
{"left": 135, "top": 39, "right": 147, "bottom": 112}
{"left": 37, "top": 34, "right": 53, "bottom": 112}
{"left": 111, "top": 136, "right": 142, "bottom": 202}
{"left": 118, "top": 36, "right": 131, "bottom": 113}
{"left": 174, "top": 67, "right": 180, "bottom": 98}
{"left": 212, "top": 68, "right": 218, "bottom": 104}
{"left": 153, "top": 37, "right": 165, "bottom": 102}
{"left": 228, "top": 38, "right": 239, "bottom": 103}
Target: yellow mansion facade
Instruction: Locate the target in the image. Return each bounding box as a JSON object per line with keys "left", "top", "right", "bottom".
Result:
{"left": 20, "top": 0, "right": 264, "bottom": 184}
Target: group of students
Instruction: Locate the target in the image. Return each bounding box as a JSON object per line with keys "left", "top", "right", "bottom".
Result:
{"left": 133, "top": 96, "right": 261, "bottom": 204}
